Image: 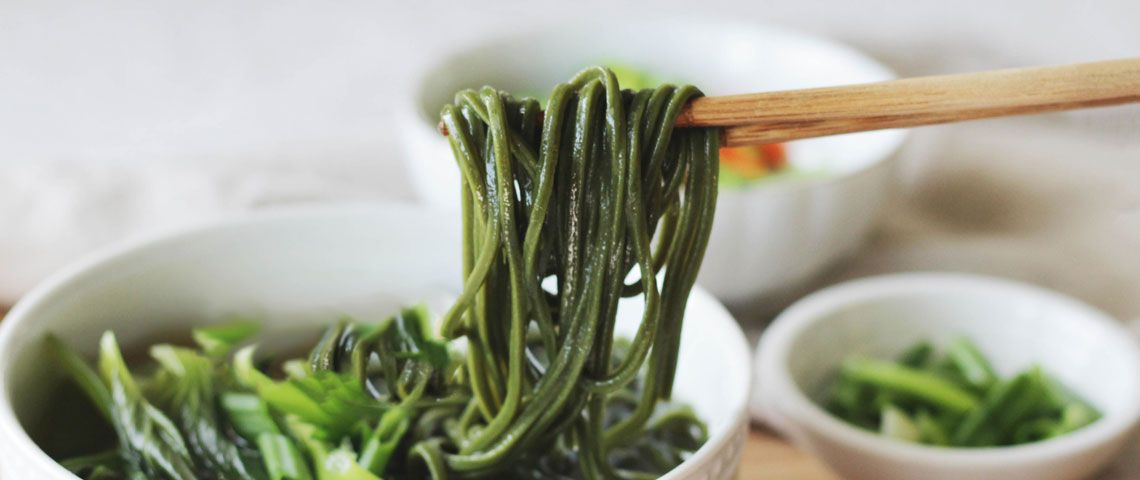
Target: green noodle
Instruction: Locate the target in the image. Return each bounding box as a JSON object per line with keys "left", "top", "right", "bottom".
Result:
{"left": 426, "top": 66, "right": 720, "bottom": 478}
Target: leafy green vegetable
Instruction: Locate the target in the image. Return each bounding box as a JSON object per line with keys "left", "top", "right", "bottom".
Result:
{"left": 222, "top": 393, "right": 282, "bottom": 441}
{"left": 358, "top": 406, "right": 412, "bottom": 474}
{"left": 953, "top": 373, "right": 1031, "bottom": 446}
{"left": 287, "top": 417, "right": 380, "bottom": 480}
{"left": 193, "top": 320, "right": 261, "bottom": 357}
{"left": 842, "top": 357, "right": 980, "bottom": 413}
{"left": 825, "top": 337, "right": 1101, "bottom": 448}
{"left": 257, "top": 433, "right": 312, "bottom": 480}
{"left": 235, "top": 346, "right": 384, "bottom": 440}
{"left": 880, "top": 405, "right": 921, "bottom": 442}
{"left": 1055, "top": 402, "right": 1100, "bottom": 436}
{"left": 946, "top": 337, "right": 998, "bottom": 391}
{"left": 46, "top": 335, "right": 112, "bottom": 422}
{"left": 149, "top": 345, "right": 254, "bottom": 477}
{"left": 897, "top": 341, "right": 934, "bottom": 368}
{"left": 914, "top": 410, "right": 949, "bottom": 446}
{"left": 99, "top": 332, "right": 197, "bottom": 479}
{"left": 46, "top": 304, "right": 707, "bottom": 479}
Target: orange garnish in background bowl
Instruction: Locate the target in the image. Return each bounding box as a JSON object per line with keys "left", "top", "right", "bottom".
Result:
{"left": 719, "top": 143, "right": 787, "bottom": 184}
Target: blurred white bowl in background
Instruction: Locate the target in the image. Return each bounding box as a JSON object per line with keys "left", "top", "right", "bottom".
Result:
{"left": 754, "top": 272, "right": 1140, "bottom": 480}
{"left": 397, "top": 18, "right": 908, "bottom": 308}
{"left": 0, "top": 204, "right": 751, "bottom": 480}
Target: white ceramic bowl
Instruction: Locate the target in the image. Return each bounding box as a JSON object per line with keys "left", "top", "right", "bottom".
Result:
{"left": 754, "top": 272, "right": 1140, "bottom": 480}
{"left": 0, "top": 204, "right": 750, "bottom": 479}
{"left": 397, "top": 18, "right": 909, "bottom": 306}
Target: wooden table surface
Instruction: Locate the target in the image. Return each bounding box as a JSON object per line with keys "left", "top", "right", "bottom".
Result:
{"left": 0, "top": 305, "right": 835, "bottom": 479}
{"left": 742, "top": 429, "right": 836, "bottom": 479}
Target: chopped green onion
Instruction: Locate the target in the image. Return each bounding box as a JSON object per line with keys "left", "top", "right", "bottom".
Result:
{"left": 842, "top": 357, "right": 980, "bottom": 413}
{"left": 880, "top": 405, "right": 921, "bottom": 442}
{"left": 946, "top": 337, "right": 998, "bottom": 391}
{"left": 825, "top": 337, "right": 1099, "bottom": 448}
{"left": 897, "top": 341, "right": 934, "bottom": 368}
{"left": 192, "top": 319, "right": 260, "bottom": 357}
{"left": 258, "top": 433, "right": 313, "bottom": 480}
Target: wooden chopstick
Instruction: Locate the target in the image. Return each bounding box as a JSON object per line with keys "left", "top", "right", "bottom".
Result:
{"left": 438, "top": 58, "right": 1140, "bottom": 146}
{"left": 693, "top": 57, "right": 1140, "bottom": 146}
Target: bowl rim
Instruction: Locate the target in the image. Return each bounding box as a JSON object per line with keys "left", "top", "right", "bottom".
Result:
{"left": 757, "top": 271, "right": 1140, "bottom": 466}
{"left": 397, "top": 15, "right": 911, "bottom": 197}
{"left": 0, "top": 202, "right": 751, "bottom": 478}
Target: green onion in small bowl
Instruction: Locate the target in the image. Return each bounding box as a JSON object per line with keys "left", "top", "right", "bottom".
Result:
{"left": 753, "top": 273, "right": 1140, "bottom": 480}
{"left": 824, "top": 336, "right": 1100, "bottom": 448}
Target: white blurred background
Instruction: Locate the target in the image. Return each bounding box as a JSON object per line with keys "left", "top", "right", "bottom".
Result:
{"left": 1, "top": 0, "right": 1139, "bottom": 328}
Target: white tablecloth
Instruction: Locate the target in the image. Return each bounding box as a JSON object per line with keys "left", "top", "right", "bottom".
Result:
{"left": 2, "top": 1, "right": 1139, "bottom": 476}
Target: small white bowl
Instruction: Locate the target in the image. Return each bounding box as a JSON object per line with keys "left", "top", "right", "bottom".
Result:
{"left": 396, "top": 18, "right": 909, "bottom": 306}
{"left": 0, "top": 204, "right": 750, "bottom": 479}
{"left": 754, "top": 272, "right": 1140, "bottom": 480}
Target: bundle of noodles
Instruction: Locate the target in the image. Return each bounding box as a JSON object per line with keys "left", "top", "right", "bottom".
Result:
{"left": 424, "top": 66, "right": 720, "bottom": 477}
